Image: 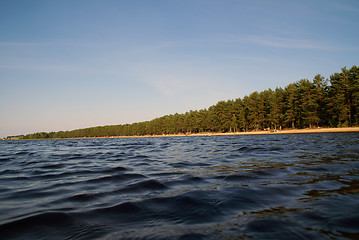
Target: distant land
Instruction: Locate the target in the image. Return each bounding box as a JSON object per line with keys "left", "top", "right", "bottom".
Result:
{"left": 6, "top": 65, "right": 359, "bottom": 140}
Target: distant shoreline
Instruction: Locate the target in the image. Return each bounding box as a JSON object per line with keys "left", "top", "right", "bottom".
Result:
{"left": 127, "top": 127, "right": 359, "bottom": 138}
{"left": 57, "top": 127, "right": 359, "bottom": 140}
{"left": 3, "top": 127, "right": 359, "bottom": 141}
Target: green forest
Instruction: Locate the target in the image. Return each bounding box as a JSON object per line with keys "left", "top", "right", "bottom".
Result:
{"left": 19, "top": 65, "right": 359, "bottom": 139}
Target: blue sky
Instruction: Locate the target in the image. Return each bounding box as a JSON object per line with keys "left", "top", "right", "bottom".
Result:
{"left": 1, "top": 0, "right": 358, "bottom": 138}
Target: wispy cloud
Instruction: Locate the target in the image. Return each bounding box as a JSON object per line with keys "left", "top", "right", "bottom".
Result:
{"left": 0, "top": 63, "right": 72, "bottom": 71}
{"left": 138, "top": 70, "right": 219, "bottom": 98}
{"left": 0, "top": 41, "right": 46, "bottom": 47}
{"left": 242, "top": 35, "right": 333, "bottom": 50}
{"left": 127, "top": 60, "right": 237, "bottom": 101}
{"left": 136, "top": 37, "right": 221, "bottom": 54}
{"left": 333, "top": 2, "right": 359, "bottom": 13}
{"left": 0, "top": 40, "right": 94, "bottom": 47}
{"left": 150, "top": 77, "right": 215, "bottom": 98}
{"left": 138, "top": 33, "right": 335, "bottom": 54}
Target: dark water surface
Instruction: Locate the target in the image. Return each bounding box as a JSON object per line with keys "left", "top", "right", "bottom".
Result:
{"left": 1, "top": 133, "right": 359, "bottom": 239}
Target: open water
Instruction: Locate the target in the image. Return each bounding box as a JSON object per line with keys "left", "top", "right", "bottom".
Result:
{"left": 0, "top": 133, "right": 359, "bottom": 239}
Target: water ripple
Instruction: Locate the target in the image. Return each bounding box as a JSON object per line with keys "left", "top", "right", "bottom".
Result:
{"left": 0, "top": 133, "right": 359, "bottom": 239}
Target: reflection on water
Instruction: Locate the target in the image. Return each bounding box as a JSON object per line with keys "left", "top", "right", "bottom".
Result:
{"left": 0, "top": 133, "right": 359, "bottom": 239}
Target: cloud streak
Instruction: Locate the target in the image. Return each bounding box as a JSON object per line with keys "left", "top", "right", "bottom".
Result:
{"left": 139, "top": 33, "right": 335, "bottom": 54}
{"left": 237, "top": 34, "right": 334, "bottom": 50}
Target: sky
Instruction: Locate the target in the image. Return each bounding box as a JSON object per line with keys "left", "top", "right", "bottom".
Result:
{"left": 1, "top": 0, "right": 358, "bottom": 138}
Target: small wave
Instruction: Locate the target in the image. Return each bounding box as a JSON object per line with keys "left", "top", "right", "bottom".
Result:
{"left": 0, "top": 156, "right": 15, "bottom": 161}
{"left": 251, "top": 169, "right": 280, "bottom": 176}
{"left": 150, "top": 172, "right": 184, "bottom": 177}
{"left": 40, "top": 163, "right": 65, "bottom": 169}
{"left": 269, "top": 146, "right": 284, "bottom": 151}
{"left": 184, "top": 176, "right": 204, "bottom": 182}
{"left": 170, "top": 162, "right": 193, "bottom": 168}
{"left": 30, "top": 170, "right": 87, "bottom": 180}
{"left": 128, "top": 154, "right": 150, "bottom": 160}
{"left": 152, "top": 191, "right": 224, "bottom": 223}
{"left": 85, "top": 173, "right": 147, "bottom": 184}
{"left": 237, "top": 145, "right": 283, "bottom": 155}
{"left": 244, "top": 218, "right": 310, "bottom": 240}
{"left": 221, "top": 173, "right": 258, "bottom": 181}
{"left": 237, "top": 146, "right": 250, "bottom": 152}
{"left": 235, "top": 146, "right": 272, "bottom": 156}
{"left": 0, "top": 175, "right": 32, "bottom": 181}
{"left": 116, "top": 179, "right": 168, "bottom": 193}
{"left": 89, "top": 190, "right": 227, "bottom": 225}
{"left": 168, "top": 174, "right": 205, "bottom": 186}
{"left": 0, "top": 211, "right": 107, "bottom": 240}
{"left": 0, "top": 169, "right": 20, "bottom": 175}
{"left": 120, "top": 141, "right": 154, "bottom": 148}
{"left": 0, "top": 212, "right": 74, "bottom": 239}
{"left": 218, "top": 169, "right": 289, "bottom": 183}
{"left": 67, "top": 153, "right": 85, "bottom": 160}
{"left": 68, "top": 166, "right": 129, "bottom": 176}
{"left": 101, "top": 166, "right": 129, "bottom": 173}
{"left": 96, "top": 202, "right": 143, "bottom": 215}
{"left": 237, "top": 146, "right": 265, "bottom": 152}
{"left": 15, "top": 151, "right": 35, "bottom": 156}
{"left": 178, "top": 233, "right": 207, "bottom": 240}
{"left": 66, "top": 193, "right": 100, "bottom": 202}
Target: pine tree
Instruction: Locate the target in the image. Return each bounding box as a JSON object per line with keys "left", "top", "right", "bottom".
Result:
{"left": 284, "top": 83, "right": 298, "bottom": 129}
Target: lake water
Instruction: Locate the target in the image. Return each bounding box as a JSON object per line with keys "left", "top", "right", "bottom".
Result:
{"left": 0, "top": 133, "right": 359, "bottom": 239}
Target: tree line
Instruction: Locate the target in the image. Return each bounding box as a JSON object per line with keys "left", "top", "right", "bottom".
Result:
{"left": 19, "top": 65, "right": 359, "bottom": 139}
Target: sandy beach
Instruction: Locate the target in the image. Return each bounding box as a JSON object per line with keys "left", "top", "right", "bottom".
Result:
{"left": 12, "top": 127, "right": 358, "bottom": 140}
{"left": 101, "top": 127, "right": 359, "bottom": 139}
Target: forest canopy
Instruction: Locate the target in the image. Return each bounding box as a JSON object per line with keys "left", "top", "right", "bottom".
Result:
{"left": 18, "top": 65, "right": 359, "bottom": 139}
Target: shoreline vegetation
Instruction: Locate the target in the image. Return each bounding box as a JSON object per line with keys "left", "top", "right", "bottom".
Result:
{"left": 5, "top": 65, "right": 359, "bottom": 140}
{"left": 4, "top": 127, "right": 359, "bottom": 141}
{"left": 113, "top": 126, "right": 359, "bottom": 138}
{"left": 51, "top": 127, "right": 359, "bottom": 139}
